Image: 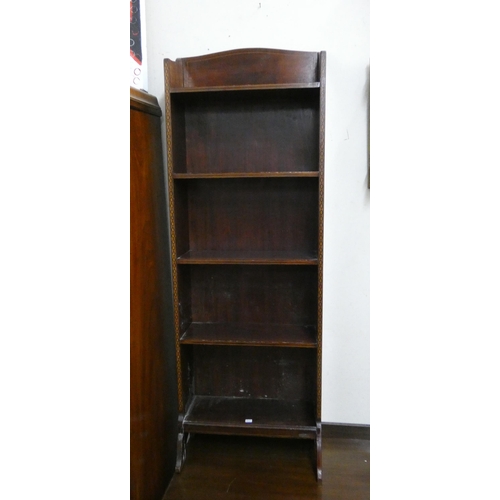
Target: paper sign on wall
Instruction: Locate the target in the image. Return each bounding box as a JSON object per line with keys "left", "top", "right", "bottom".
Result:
{"left": 130, "top": 0, "right": 147, "bottom": 89}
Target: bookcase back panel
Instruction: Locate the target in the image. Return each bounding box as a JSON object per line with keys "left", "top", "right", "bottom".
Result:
{"left": 183, "top": 178, "right": 318, "bottom": 254}
{"left": 192, "top": 345, "right": 315, "bottom": 401}
{"left": 172, "top": 181, "right": 190, "bottom": 257}
{"left": 172, "top": 90, "right": 319, "bottom": 174}
{"left": 181, "top": 265, "right": 318, "bottom": 326}
{"left": 169, "top": 96, "right": 187, "bottom": 174}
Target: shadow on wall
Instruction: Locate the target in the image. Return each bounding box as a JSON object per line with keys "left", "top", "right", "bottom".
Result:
{"left": 365, "top": 64, "right": 370, "bottom": 191}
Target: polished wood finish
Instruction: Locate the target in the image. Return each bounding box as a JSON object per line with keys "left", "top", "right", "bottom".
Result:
{"left": 164, "top": 49, "right": 326, "bottom": 480}
{"left": 131, "top": 87, "right": 177, "bottom": 500}
{"left": 163, "top": 434, "right": 370, "bottom": 500}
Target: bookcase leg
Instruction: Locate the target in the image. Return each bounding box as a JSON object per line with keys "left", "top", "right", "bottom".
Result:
{"left": 175, "top": 431, "right": 186, "bottom": 472}
{"left": 316, "top": 421, "right": 323, "bottom": 482}
{"left": 175, "top": 415, "right": 187, "bottom": 473}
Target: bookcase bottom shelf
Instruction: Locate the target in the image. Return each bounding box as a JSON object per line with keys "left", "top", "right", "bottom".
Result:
{"left": 183, "top": 395, "right": 317, "bottom": 439}
{"left": 176, "top": 395, "right": 322, "bottom": 480}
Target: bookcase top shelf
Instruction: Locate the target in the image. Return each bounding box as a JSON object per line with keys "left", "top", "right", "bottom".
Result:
{"left": 170, "top": 82, "right": 320, "bottom": 94}
{"left": 173, "top": 171, "right": 319, "bottom": 179}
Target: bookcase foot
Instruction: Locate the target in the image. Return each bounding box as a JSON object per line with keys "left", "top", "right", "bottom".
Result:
{"left": 175, "top": 413, "right": 188, "bottom": 473}
{"left": 175, "top": 430, "right": 188, "bottom": 472}
{"left": 316, "top": 421, "right": 322, "bottom": 482}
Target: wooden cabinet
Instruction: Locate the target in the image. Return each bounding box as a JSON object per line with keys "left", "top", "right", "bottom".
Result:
{"left": 130, "top": 88, "right": 178, "bottom": 499}
{"left": 164, "top": 48, "right": 326, "bottom": 480}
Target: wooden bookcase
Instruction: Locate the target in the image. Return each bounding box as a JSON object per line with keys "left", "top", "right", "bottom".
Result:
{"left": 164, "top": 48, "right": 326, "bottom": 480}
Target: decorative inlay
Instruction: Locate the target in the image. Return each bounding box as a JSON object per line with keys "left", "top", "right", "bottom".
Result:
{"left": 164, "top": 60, "right": 184, "bottom": 413}
{"left": 316, "top": 52, "right": 326, "bottom": 420}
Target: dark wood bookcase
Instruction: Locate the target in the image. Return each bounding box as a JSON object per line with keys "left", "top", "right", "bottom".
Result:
{"left": 164, "top": 48, "right": 326, "bottom": 480}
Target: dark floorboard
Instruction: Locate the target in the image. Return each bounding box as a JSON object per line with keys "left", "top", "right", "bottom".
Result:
{"left": 163, "top": 434, "right": 369, "bottom": 499}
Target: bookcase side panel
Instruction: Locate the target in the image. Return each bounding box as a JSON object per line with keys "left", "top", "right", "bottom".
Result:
{"left": 316, "top": 51, "right": 327, "bottom": 420}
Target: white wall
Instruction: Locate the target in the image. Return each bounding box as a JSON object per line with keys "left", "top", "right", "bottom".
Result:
{"left": 144, "top": 0, "right": 370, "bottom": 425}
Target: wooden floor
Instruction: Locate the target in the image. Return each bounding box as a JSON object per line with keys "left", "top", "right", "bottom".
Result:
{"left": 163, "top": 433, "right": 369, "bottom": 500}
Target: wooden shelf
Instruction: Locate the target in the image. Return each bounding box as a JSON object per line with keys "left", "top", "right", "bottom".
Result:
{"left": 173, "top": 171, "right": 319, "bottom": 179}
{"left": 170, "top": 82, "right": 320, "bottom": 94}
{"left": 180, "top": 323, "right": 317, "bottom": 347}
{"left": 184, "top": 396, "right": 317, "bottom": 438}
{"left": 177, "top": 250, "right": 318, "bottom": 265}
